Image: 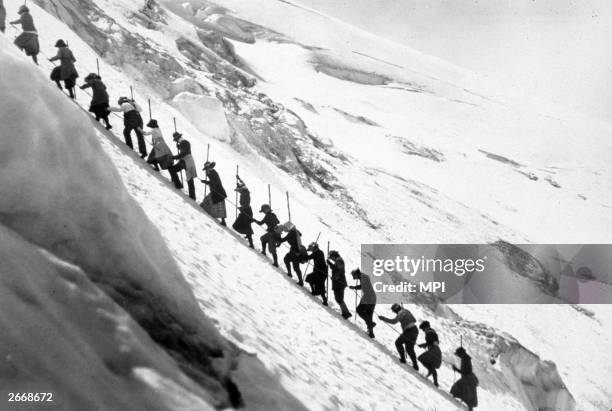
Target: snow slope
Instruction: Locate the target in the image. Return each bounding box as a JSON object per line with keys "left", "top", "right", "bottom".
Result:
{"left": 95, "top": 123, "right": 464, "bottom": 410}
{"left": 3, "top": 0, "right": 612, "bottom": 409}
{"left": 0, "top": 35, "right": 305, "bottom": 410}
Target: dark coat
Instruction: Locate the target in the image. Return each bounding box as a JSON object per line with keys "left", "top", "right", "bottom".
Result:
{"left": 232, "top": 189, "right": 253, "bottom": 235}
{"left": 279, "top": 228, "right": 301, "bottom": 252}
{"left": 451, "top": 352, "right": 478, "bottom": 407}
{"left": 420, "top": 328, "right": 440, "bottom": 348}
{"left": 13, "top": 12, "right": 36, "bottom": 31}
{"left": 81, "top": 78, "right": 109, "bottom": 106}
{"left": 307, "top": 249, "right": 328, "bottom": 277}
{"left": 258, "top": 211, "right": 279, "bottom": 232}
{"left": 204, "top": 169, "right": 227, "bottom": 204}
{"left": 50, "top": 47, "right": 78, "bottom": 81}
{"left": 328, "top": 257, "right": 347, "bottom": 290}
{"left": 12, "top": 12, "right": 38, "bottom": 56}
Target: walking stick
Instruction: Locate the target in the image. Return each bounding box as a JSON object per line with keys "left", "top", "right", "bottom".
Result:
{"left": 203, "top": 144, "right": 210, "bottom": 198}
{"left": 303, "top": 232, "right": 321, "bottom": 275}
{"left": 326, "top": 240, "right": 330, "bottom": 305}
{"left": 235, "top": 165, "right": 239, "bottom": 219}
{"left": 354, "top": 287, "right": 359, "bottom": 322}
{"left": 172, "top": 118, "right": 183, "bottom": 185}
{"left": 286, "top": 191, "right": 292, "bottom": 222}
{"left": 130, "top": 85, "right": 134, "bottom": 100}
{"left": 148, "top": 98, "right": 152, "bottom": 121}
{"left": 268, "top": 184, "right": 272, "bottom": 208}
{"left": 96, "top": 58, "right": 100, "bottom": 77}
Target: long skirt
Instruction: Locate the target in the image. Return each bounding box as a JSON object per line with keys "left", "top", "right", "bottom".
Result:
{"left": 90, "top": 102, "right": 110, "bottom": 118}
{"left": 450, "top": 374, "right": 479, "bottom": 407}
{"left": 232, "top": 206, "right": 253, "bottom": 235}
{"left": 305, "top": 271, "right": 326, "bottom": 296}
{"left": 418, "top": 345, "right": 442, "bottom": 369}
{"left": 14, "top": 32, "right": 39, "bottom": 56}
{"left": 201, "top": 194, "right": 227, "bottom": 218}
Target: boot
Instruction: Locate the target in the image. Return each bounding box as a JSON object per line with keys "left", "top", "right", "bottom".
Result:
{"left": 340, "top": 303, "right": 351, "bottom": 319}
{"left": 284, "top": 262, "right": 293, "bottom": 278}
{"left": 55, "top": 81, "right": 62, "bottom": 90}
{"left": 247, "top": 235, "right": 254, "bottom": 249}
{"left": 272, "top": 253, "right": 278, "bottom": 268}
{"left": 260, "top": 241, "right": 267, "bottom": 256}
{"left": 220, "top": 218, "right": 226, "bottom": 226}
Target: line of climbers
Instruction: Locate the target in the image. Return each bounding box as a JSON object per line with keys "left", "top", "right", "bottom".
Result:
{"left": 4, "top": 14, "right": 479, "bottom": 409}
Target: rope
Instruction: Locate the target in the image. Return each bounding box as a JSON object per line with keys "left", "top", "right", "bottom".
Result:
{"left": 13, "top": 34, "right": 455, "bottom": 352}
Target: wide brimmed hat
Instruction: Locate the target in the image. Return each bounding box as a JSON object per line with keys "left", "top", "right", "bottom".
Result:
{"left": 172, "top": 132, "right": 182, "bottom": 140}
{"left": 202, "top": 161, "right": 216, "bottom": 171}
{"left": 454, "top": 347, "right": 466, "bottom": 356}
{"left": 307, "top": 242, "right": 318, "bottom": 251}
{"left": 55, "top": 39, "right": 67, "bottom": 48}
{"left": 146, "top": 119, "right": 158, "bottom": 128}
{"left": 18, "top": 5, "right": 29, "bottom": 14}
{"left": 419, "top": 321, "right": 431, "bottom": 330}
{"left": 259, "top": 204, "right": 270, "bottom": 213}
{"left": 328, "top": 250, "right": 339, "bottom": 258}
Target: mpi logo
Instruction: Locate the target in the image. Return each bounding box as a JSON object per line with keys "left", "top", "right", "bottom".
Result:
{"left": 361, "top": 243, "right": 612, "bottom": 304}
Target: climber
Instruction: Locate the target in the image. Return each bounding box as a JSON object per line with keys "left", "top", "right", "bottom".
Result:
{"left": 327, "top": 250, "right": 351, "bottom": 319}
{"left": 378, "top": 304, "right": 419, "bottom": 369}
{"left": 168, "top": 132, "right": 197, "bottom": 200}
{"left": 255, "top": 204, "right": 280, "bottom": 267}
{"left": 417, "top": 321, "right": 442, "bottom": 386}
{"left": 80, "top": 73, "right": 112, "bottom": 129}
{"left": 451, "top": 347, "right": 479, "bottom": 410}
{"left": 109, "top": 97, "right": 147, "bottom": 158}
{"left": 278, "top": 221, "right": 306, "bottom": 285}
{"left": 200, "top": 161, "right": 227, "bottom": 225}
{"left": 141, "top": 119, "right": 172, "bottom": 171}
{"left": 232, "top": 176, "right": 254, "bottom": 248}
{"left": 349, "top": 268, "right": 377, "bottom": 338}
{"left": 10, "top": 5, "right": 39, "bottom": 64}
{"left": 49, "top": 39, "right": 79, "bottom": 99}
{"left": 0, "top": 0, "right": 6, "bottom": 34}
{"left": 304, "top": 242, "right": 328, "bottom": 305}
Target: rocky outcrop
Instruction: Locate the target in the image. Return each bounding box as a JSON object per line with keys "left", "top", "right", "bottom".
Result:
{"left": 172, "top": 92, "right": 232, "bottom": 143}
{"left": 33, "top": 0, "right": 184, "bottom": 94}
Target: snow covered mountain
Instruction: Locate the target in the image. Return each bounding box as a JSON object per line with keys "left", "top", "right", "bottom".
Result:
{"left": 1, "top": 0, "right": 611, "bottom": 410}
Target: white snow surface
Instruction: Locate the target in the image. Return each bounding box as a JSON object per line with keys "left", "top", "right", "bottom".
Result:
{"left": 0, "top": 225, "right": 216, "bottom": 411}
{"left": 2, "top": 0, "right": 612, "bottom": 410}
